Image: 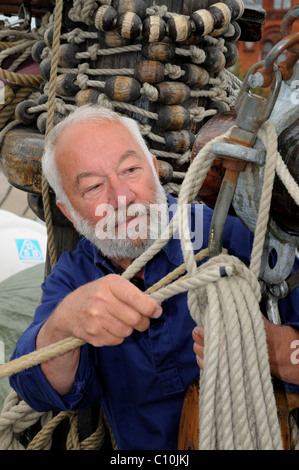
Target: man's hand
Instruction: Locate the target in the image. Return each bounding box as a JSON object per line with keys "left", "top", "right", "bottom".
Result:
{"left": 192, "top": 319, "right": 299, "bottom": 387}
{"left": 54, "top": 274, "right": 162, "bottom": 347}
{"left": 36, "top": 274, "right": 162, "bottom": 395}
{"left": 192, "top": 326, "right": 204, "bottom": 370}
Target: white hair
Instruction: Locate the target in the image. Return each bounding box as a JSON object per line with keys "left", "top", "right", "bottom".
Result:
{"left": 42, "top": 105, "right": 169, "bottom": 259}
{"left": 42, "top": 105, "right": 158, "bottom": 208}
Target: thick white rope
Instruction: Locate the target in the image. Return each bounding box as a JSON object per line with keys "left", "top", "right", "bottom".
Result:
{"left": 174, "top": 120, "right": 284, "bottom": 449}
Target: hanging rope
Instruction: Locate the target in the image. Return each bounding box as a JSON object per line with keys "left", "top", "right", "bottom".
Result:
{"left": 41, "top": 0, "right": 65, "bottom": 269}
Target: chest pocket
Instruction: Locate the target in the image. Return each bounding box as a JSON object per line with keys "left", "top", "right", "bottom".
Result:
{"left": 148, "top": 307, "right": 184, "bottom": 396}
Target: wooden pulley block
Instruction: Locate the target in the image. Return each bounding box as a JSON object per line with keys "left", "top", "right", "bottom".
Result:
{"left": 155, "top": 81, "right": 190, "bottom": 105}
{"left": 208, "top": 2, "right": 231, "bottom": 29}
{"left": 31, "top": 40, "right": 47, "bottom": 64}
{"left": 180, "top": 63, "right": 209, "bottom": 88}
{"left": 75, "top": 88, "right": 100, "bottom": 107}
{"left": 134, "top": 59, "right": 165, "bottom": 84}
{"left": 224, "top": 41, "right": 238, "bottom": 67}
{"left": 94, "top": 5, "right": 118, "bottom": 32}
{"left": 55, "top": 74, "right": 80, "bottom": 97}
{"left": 142, "top": 16, "right": 166, "bottom": 43}
{"left": 202, "top": 47, "right": 226, "bottom": 73}
{"left": 0, "top": 126, "right": 44, "bottom": 194}
{"left": 190, "top": 9, "right": 215, "bottom": 36}
{"left": 58, "top": 43, "right": 84, "bottom": 68}
{"left": 104, "top": 75, "right": 141, "bottom": 102}
{"left": 223, "top": 0, "right": 245, "bottom": 21}
{"left": 156, "top": 105, "right": 190, "bottom": 131}
{"left": 97, "top": 29, "right": 130, "bottom": 47}
{"left": 141, "top": 37, "right": 176, "bottom": 62}
{"left": 15, "top": 100, "right": 40, "bottom": 125}
{"left": 164, "top": 130, "right": 195, "bottom": 152}
{"left": 116, "top": 12, "right": 142, "bottom": 39}
{"left": 114, "top": 0, "right": 147, "bottom": 20}
{"left": 157, "top": 159, "right": 173, "bottom": 183}
{"left": 166, "top": 15, "right": 193, "bottom": 43}
{"left": 39, "top": 58, "right": 52, "bottom": 81}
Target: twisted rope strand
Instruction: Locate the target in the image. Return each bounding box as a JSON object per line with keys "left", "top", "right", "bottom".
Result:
{"left": 41, "top": 0, "right": 65, "bottom": 269}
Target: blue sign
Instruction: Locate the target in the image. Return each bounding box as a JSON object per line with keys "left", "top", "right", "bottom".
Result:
{"left": 15, "top": 239, "right": 44, "bottom": 261}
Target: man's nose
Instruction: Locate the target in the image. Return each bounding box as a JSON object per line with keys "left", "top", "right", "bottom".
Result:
{"left": 106, "top": 178, "right": 135, "bottom": 209}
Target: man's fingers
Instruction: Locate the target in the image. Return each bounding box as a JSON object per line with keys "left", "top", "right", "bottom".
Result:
{"left": 192, "top": 326, "right": 204, "bottom": 370}
{"left": 108, "top": 275, "right": 162, "bottom": 319}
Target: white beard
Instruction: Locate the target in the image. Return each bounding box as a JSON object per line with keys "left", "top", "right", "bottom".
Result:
{"left": 69, "top": 180, "right": 169, "bottom": 260}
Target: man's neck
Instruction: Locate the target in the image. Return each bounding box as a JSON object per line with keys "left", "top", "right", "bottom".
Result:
{"left": 110, "top": 257, "right": 144, "bottom": 279}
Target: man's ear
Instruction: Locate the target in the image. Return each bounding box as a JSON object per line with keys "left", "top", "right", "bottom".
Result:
{"left": 152, "top": 155, "right": 159, "bottom": 176}
{"left": 56, "top": 201, "right": 77, "bottom": 229}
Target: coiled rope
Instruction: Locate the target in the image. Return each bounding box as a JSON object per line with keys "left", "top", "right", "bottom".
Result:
{"left": 1, "top": 120, "right": 299, "bottom": 449}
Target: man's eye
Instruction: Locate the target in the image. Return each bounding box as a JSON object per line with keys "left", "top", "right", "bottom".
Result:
{"left": 126, "top": 167, "right": 138, "bottom": 174}
{"left": 84, "top": 184, "right": 101, "bottom": 195}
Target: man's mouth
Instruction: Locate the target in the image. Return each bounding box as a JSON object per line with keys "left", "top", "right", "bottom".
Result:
{"left": 116, "top": 214, "right": 147, "bottom": 231}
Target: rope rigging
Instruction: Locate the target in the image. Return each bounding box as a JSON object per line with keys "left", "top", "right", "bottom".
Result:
{"left": 0, "top": 119, "right": 299, "bottom": 449}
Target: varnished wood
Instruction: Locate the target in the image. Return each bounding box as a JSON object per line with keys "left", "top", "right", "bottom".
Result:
{"left": 156, "top": 81, "right": 190, "bottom": 105}
{"left": 142, "top": 16, "right": 166, "bottom": 43}
{"left": 0, "top": 126, "right": 44, "bottom": 194}
{"left": 274, "top": 381, "right": 299, "bottom": 450}
{"left": 178, "top": 377, "right": 299, "bottom": 450}
{"left": 178, "top": 377, "right": 199, "bottom": 450}
{"left": 134, "top": 59, "right": 165, "bottom": 84}
{"left": 238, "top": 0, "right": 266, "bottom": 42}
{"left": 166, "top": 15, "right": 193, "bottom": 42}
{"left": 156, "top": 105, "right": 190, "bottom": 131}
{"left": 209, "top": 2, "right": 231, "bottom": 29}
{"left": 94, "top": 5, "right": 118, "bottom": 32}
{"left": 104, "top": 75, "right": 141, "bottom": 102}
{"left": 116, "top": 11, "right": 142, "bottom": 39}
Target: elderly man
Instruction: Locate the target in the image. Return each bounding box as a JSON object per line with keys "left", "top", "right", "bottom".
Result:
{"left": 10, "top": 105, "right": 299, "bottom": 450}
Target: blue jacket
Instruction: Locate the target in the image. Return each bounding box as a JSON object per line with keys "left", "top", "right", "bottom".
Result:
{"left": 10, "top": 194, "right": 299, "bottom": 450}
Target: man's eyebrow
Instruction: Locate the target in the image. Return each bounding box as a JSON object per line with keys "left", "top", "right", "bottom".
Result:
{"left": 76, "top": 171, "right": 100, "bottom": 185}
{"left": 75, "top": 150, "right": 142, "bottom": 185}
{"left": 118, "top": 150, "right": 142, "bottom": 165}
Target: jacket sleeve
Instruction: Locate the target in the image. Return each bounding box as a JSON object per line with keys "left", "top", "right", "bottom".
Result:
{"left": 9, "top": 255, "right": 103, "bottom": 412}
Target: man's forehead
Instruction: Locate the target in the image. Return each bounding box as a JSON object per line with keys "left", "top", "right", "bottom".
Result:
{"left": 58, "top": 119, "right": 129, "bottom": 139}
